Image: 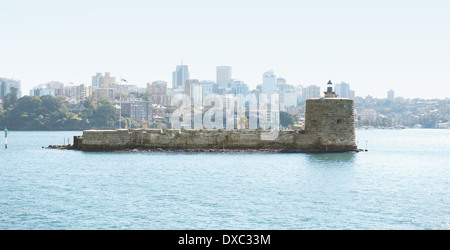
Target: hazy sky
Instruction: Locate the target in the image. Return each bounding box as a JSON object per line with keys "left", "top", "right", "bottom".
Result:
{"left": 1, "top": 0, "right": 449, "bottom": 99}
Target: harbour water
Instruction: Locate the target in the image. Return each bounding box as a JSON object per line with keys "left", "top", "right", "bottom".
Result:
{"left": 0, "top": 129, "right": 449, "bottom": 229}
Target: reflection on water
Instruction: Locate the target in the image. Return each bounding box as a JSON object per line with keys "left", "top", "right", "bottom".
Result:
{"left": 305, "top": 152, "right": 356, "bottom": 164}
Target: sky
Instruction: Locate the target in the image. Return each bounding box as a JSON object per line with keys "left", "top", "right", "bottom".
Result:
{"left": 1, "top": 0, "right": 449, "bottom": 99}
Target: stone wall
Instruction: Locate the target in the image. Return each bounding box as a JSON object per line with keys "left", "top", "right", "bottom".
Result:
{"left": 77, "top": 98, "right": 356, "bottom": 152}
{"left": 305, "top": 98, "right": 356, "bottom": 151}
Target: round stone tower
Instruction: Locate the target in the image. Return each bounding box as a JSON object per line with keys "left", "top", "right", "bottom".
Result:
{"left": 305, "top": 81, "right": 356, "bottom": 152}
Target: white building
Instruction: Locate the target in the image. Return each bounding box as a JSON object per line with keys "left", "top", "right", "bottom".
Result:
{"left": 190, "top": 80, "right": 204, "bottom": 106}
{"left": 0, "top": 77, "right": 22, "bottom": 99}
{"left": 92, "top": 72, "right": 117, "bottom": 99}
{"left": 437, "top": 122, "right": 450, "bottom": 129}
{"left": 30, "top": 87, "right": 54, "bottom": 96}
{"left": 283, "top": 92, "right": 298, "bottom": 108}
{"left": 302, "top": 85, "right": 321, "bottom": 99}
{"left": 387, "top": 89, "right": 395, "bottom": 101}
{"left": 335, "top": 82, "right": 355, "bottom": 99}
{"left": 216, "top": 66, "right": 231, "bottom": 88}
{"left": 361, "top": 109, "right": 377, "bottom": 121}
{"left": 262, "top": 70, "right": 276, "bottom": 94}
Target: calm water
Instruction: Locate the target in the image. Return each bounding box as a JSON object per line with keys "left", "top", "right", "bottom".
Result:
{"left": 0, "top": 129, "right": 449, "bottom": 230}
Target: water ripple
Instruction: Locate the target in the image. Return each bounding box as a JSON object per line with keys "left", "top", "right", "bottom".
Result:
{"left": 0, "top": 130, "right": 449, "bottom": 229}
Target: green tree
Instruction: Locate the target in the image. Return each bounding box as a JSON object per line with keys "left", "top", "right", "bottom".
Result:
{"left": 2, "top": 95, "right": 87, "bottom": 130}
{"left": 5, "top": 96, "right": 43, "bottom": 128}
{"left": 377, "top": 116, "right": 394, "bottom": 128}
{"left": 0, "top": 103, "right": 5, "bottom": 127}
{"left": 418, "top": 114, "right": 441, "bottom": 128}
{"left": 88, "top": 98, "right": 119, "bottom": 129}
{"left": 280, "top": 111, "right": 294, "bottom": 129}
{"left": 2, "top": 87, "right": 18, "bottom": 110}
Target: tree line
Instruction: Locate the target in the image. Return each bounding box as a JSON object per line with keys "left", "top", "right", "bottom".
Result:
{"left": 0, "top": 88, "right": 119, "bottom": 130}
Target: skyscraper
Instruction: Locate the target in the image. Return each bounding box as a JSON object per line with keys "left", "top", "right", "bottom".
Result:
{"left": 216, "top": 66, "right": 231, "bottom": 88}
{"left": 302, "top": 85, "right": 321, "bottom": 99}
{"left": 387, "top": 89, "right": 395, "bottom": 101}
{"left": 189, "top": 80, "right": 204, "bottom": 106}
{"left": 335, "top": 82, "right": 350, "bottom": 98}
{"left": 228, "top": 79, "right": 249, "bottom": 97}
{"left": 184, "top": 79, "right": 199, "bottom": 99}
{"left": 201, "top": 80, "right": 219, "bottom": 95}
{"left": 335, "top": 82, "right": 356, "bottom": 99}
{"left": 0, "top": 77, "right": 21, "bottom": 99}
{"left": 349, "top": 90, "right": 356, "bottom": 100}
{"left": 262, "top": 70, "right": 276, "bottom": 94}
{"left": 172, "top": 65, "right": 190, "bottom": 89}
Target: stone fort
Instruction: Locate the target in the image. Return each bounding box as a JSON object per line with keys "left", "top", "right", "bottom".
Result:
{"left": 73, "top": 96, "right": 357, "bottom": 153}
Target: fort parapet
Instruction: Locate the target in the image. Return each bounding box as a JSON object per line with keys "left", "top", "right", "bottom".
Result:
{"left": 74, "top": 98, "right": 356, "bottom": 152}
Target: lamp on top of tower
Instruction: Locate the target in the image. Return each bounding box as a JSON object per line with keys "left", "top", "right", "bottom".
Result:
{"left": 324, "top": 80, "right": 336, "bottom": 98}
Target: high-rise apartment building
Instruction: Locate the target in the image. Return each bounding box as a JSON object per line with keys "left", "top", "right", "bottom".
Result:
{"left": 0, "top": 77, "right": 22, "bottom": 99}
{"left": 184, "top": 79, "right": 199, "bottom": 98}
{"left": 147, "top": 81, "right": 169, "bottom": 106}
{"left": 229, "top": 79, "right": 249, "bottom": 97}
{"left": 147, "top": 81, "right": 167, "bottom": 95}
{"left": 349, "top": 90, "right": 356, "bottom": 100}
{"left": 282, "top": 92, "right": 298, "bottom": 108}
{"left": 120, "top": 101, "right": 153, "bottom": 122}
{"left": 184, "top": 79, "right": 204, "bottom": 106}
{"left": 335, "top": 82, "right": 356, "bottom": 100}
{"left": 302, "top": 85, "right": 321, "bottom": 99}
{"left": 92, "top": 72, "right": 116, "bottom": 99}
{"left": 216, "top": 66, "right": 231, "bottom": 88}
{"left": 92, "top": 72, "right": 116, "bottom": 90}
{"left": 201, "top": 80, "right": 219, "bottom": 96}
{"left": 75, "top": 84, "right": 90, "bottom": 101}
{"left": 335, "top": 82, "right": 350, "bottom": 98}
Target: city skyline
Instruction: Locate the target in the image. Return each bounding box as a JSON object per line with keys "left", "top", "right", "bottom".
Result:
{"left": 1, "top": 0, "right": 449, "bottom": 99}
{"left": 4, "top": 65, "right": 449, "bottom": 101}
